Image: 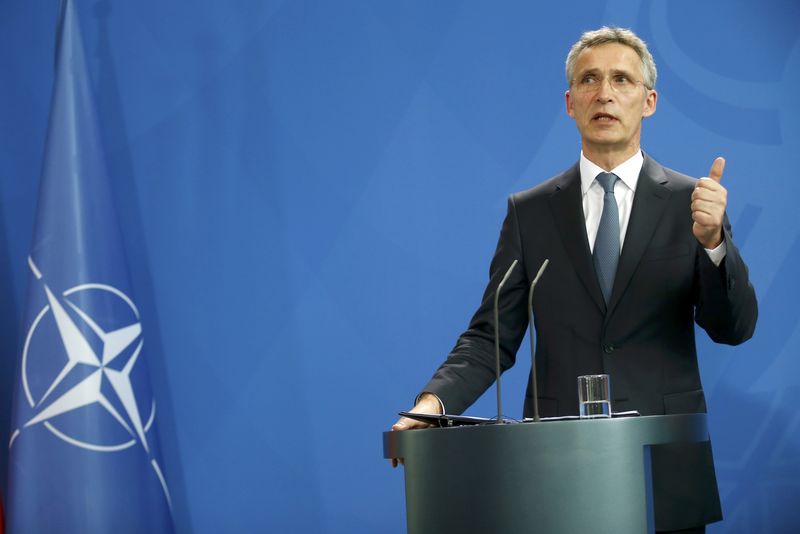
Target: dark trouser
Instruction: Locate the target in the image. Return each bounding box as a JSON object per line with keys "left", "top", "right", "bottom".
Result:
{"left": 657, "top": 527, "right": 706, "bottom": 534}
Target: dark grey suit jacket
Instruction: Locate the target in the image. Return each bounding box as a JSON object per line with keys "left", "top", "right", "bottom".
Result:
{"left": 422, "top": 154, "right": 758, "bottom": 530}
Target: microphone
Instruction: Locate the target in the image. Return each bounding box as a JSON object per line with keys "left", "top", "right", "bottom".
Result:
{"left": 527, "top": 259, "right": 549, "bottom": 422}
{"left": 494, "top": 259, "right": 518, "bottom": 425}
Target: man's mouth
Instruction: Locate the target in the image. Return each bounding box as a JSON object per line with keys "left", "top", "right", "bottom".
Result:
{"left": 592, "top": 112, "right": 618, "bottom": 122}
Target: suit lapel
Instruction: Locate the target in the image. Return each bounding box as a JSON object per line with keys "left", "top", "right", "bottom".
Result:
{"left": 548, "top": 164, "right": 606, "bottom": 313}
{"left": 606, "top": 155, "right": 672, "bottom": 316}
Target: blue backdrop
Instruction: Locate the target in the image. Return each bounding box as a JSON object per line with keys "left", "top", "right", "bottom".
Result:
{"left": 1, "top": 1, "right": 798, "bottom": 532}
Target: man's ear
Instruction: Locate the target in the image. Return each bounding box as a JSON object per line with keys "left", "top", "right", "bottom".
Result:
{"left": 642, "top": 89, "right": 657, "bottom": 118}
{"left": 565, "top": 90, "right": 575, "bottom": 118}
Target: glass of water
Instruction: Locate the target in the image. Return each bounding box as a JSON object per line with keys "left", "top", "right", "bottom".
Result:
{"left": 578, "top": 374, "right": 611, "bottom": 418}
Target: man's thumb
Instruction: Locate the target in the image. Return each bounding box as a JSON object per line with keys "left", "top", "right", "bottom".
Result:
{"left": 709, "top": 156, "right": 725, "bottom": 183}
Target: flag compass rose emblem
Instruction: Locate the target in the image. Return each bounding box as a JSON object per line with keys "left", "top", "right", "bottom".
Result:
{"left": 11, "top": 258, "right": 155, "bottom": 453}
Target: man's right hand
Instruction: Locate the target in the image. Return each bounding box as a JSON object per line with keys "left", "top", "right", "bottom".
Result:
{"left": 389, "top": 393, "right": 444, "bottom": 468}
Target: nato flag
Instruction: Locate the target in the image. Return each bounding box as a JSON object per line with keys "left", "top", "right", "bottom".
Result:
{"left": 6, "top": 1, "right": 174, "bottom": 532}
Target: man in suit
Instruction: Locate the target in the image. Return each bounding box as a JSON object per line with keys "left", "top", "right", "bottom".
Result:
{"left": 390, "top": 27, "right": 758, "bottom": 533}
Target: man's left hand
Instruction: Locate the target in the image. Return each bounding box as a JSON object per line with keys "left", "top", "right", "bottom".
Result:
{"left": 692, "top": 157, "right": 727, "bottom": 249}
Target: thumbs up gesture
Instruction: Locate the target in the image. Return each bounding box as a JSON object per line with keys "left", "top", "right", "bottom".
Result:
{"left": 692, "top": 157, "right": 727, "bottom": 249}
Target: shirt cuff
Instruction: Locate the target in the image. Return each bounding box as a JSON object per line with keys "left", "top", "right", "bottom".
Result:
{"left": 704, "top": 240, "right": 727, "bottom": 267}
{"left": 415, "top": 392, "right": 446, "bottom": 415}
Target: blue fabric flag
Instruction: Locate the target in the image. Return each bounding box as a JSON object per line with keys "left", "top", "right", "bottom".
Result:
{"left": 6, "top": 1, "right": 174, "bottom": 532}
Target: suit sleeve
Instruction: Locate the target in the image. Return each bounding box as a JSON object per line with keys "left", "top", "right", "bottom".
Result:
{"left": 694, "top": 213, "right": 758, "bottom": 344}
{"left": 419, "top": 196, "right": 531, "bottom": 415}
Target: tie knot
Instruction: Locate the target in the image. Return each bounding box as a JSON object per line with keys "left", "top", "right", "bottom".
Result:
{"left": 596, "top": 172, "right": 618, "bottom": 193}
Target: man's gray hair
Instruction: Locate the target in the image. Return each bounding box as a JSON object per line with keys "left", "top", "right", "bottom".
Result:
{"left": 565, "top": 26, "right": 657, "bottom": 89}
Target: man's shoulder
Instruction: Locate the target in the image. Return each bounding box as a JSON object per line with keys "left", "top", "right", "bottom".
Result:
{"left": 642, "top": 154, "right": 698, "bottom": 192}
{"left": 510, "top": 162, "right": 579, "bottom": 205}
{"left": 508, "top": 155, "right": 699, "bottom": 206}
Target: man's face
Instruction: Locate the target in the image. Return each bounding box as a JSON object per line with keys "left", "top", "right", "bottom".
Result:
{"left": 565, "top": 42, "right": 657, "bottom": 154}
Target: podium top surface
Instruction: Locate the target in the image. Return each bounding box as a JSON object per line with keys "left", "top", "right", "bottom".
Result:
{"left": 383, "top": 413, "right": 708, "bottom": 459}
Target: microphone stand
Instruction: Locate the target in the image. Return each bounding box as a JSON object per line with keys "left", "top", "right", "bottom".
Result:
{"left": 527, "top": 259, "right": 549, "bottom": 422}
{"left": 494, "top": 260, "right": 518, "bottom": 424}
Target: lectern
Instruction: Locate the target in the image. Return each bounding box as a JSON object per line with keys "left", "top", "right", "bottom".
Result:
{"left": 383, "top": 414, "right": 708, "bottom": 534}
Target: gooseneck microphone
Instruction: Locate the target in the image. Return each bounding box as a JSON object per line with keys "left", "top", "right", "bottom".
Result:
{"left": 494, "top": 259, "right": 518, "bottom": 424}
{"left": 527, "top": 259, "right": 550, "bottom": 422}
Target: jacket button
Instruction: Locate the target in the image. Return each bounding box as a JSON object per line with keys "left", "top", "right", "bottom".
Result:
{"left": 603, "top": 344, "right": 615, "bottom": 354}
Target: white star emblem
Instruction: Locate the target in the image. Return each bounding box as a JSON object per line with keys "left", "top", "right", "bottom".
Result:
{"left": 10, "top": 257, "right": 173, "bottom": 510}
{"left": 23, "top": 283, "right": 150, "bottom": 452}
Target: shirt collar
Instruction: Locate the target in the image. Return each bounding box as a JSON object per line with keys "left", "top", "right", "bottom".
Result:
{"left": 579, "top": 150, "right": 644, "bottom": 195}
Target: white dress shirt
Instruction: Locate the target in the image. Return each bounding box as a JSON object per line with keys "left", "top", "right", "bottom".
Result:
{"left": 580, "top": 150, "right": 726, "bottom": 266}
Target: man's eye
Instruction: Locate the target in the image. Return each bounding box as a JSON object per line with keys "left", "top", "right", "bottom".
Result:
{"left": 581, "top": 75, "right": 597, "bottom": 84}
{"left": 613, "top": 75, "right": 630, "bottom": 84}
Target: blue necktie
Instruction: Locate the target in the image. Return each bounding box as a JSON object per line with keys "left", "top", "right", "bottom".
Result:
{"left": 593, "top": 172, "right": 620, "bottom": 305}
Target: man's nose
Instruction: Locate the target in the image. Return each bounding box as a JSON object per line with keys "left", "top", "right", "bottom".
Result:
{"left": 595, "top": 77, "right": 615, "bottom": 102}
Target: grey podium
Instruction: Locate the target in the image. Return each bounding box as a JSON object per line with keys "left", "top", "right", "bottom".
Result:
{"left": 383, "top": 414, "right": 708, "bottom": 534}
